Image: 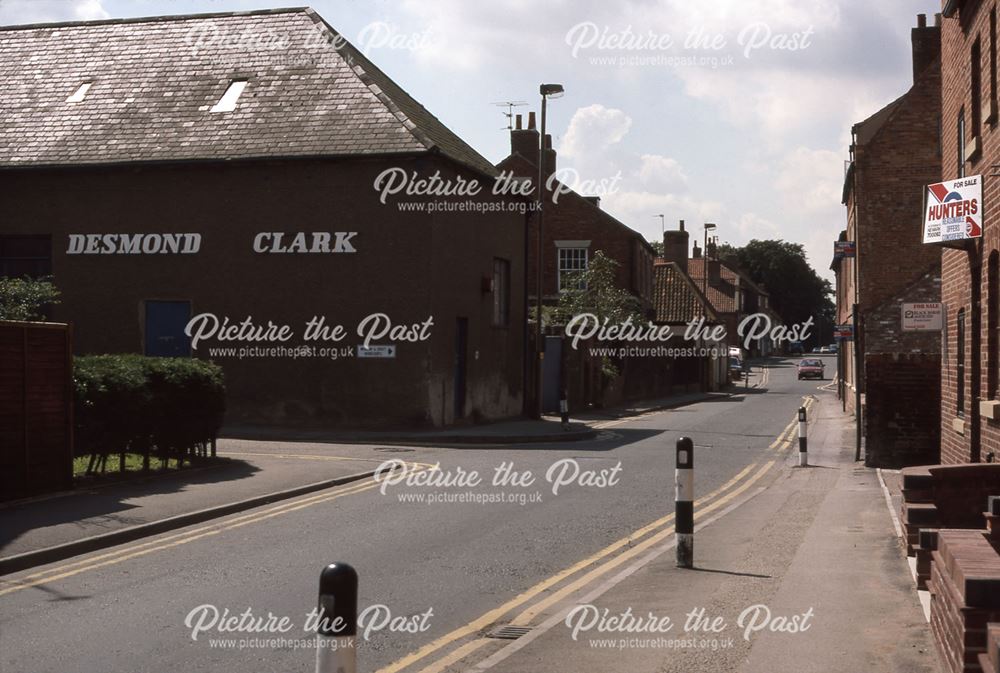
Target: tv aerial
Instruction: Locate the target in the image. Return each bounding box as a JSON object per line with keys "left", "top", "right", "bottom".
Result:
{"left": 492, "top": 101, "right": 528, "bottom": 130}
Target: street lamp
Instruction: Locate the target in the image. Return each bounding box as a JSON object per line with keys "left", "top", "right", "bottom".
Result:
{"left": 535, "top": 83, "right": 564, "bottom": 419}
{"left": 654, "top": 214, "right": 665, "bottom": 237}
{"left": 702, "top": 222, "right": 717, "bottom": 302}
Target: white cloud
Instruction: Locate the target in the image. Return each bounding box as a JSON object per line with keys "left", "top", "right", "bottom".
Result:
{"left": 636, "top": 154, "right": 688, "bottom": 191}
{"left": 774, "top": 146, "right": 844, "bottom": 214}
{"left": 559, "top": 104, "right": 632, "bottom": 159}
{"left": 0, "top": 0, "right": 109, "bottom": 24}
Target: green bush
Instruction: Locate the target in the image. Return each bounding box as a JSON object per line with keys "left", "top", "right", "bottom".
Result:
{"left": 74, "top": 355, "right": 225, "bottom": 474}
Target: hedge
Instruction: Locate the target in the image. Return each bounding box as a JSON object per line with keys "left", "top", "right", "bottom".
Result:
{"left": 74, "top": 355, "right": 225, "bottom": 473}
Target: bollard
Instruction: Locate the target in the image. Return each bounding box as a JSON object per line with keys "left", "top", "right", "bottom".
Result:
{"left": 560, "top": 389, "right": 570, "bottom": 430}
{"left": 315, "top": 562, "right": 358, "bottom": 673}
{"left": 798, "top": 406, "right": 808, "bottom": 467}
{"left": 676, "top": 437, "right": 694, "bottom": 568}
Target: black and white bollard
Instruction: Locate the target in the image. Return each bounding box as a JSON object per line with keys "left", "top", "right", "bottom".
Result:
{"left": 315, "top": 562, "right": 358, "bottom": 673}
{"left": 798, "top": 406, "right": 808, "bottom": 467}
{"left": 560, "top": 389, "right": 570, "bottom": 430}
{"left": 676, "top": 437, "right": 694, "bottom": 569}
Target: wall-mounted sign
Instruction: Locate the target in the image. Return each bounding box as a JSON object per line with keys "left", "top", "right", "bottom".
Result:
{"left": 833, "top": 324, "right": 854, "bottom": 340}
{"left": 358, "top": 344, "right": 396, "bottom": 358}
{"left": 253, "top": 232, "right": 357, "bottom": 254}
{"left": 67, "top": 233, "right": 201, "bottom": 255}
{"left": 833, "top": 240, "right": 856, "bottom": 259}
{"left": 902, "top": 302, "right": 943, "bottom": 331}
{"left": 923, "top": 175, "right": 983, "bottom": 243}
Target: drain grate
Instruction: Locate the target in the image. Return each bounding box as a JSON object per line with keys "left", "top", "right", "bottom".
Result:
{"left": 374, "top": 447, "right": 415, "bottom": 453}
{"left": 486, "top": 625, "right": 532, "bottom": 640}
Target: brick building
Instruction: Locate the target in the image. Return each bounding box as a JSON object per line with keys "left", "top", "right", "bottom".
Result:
{"left": 497, "top": 114, "right": 655, "bottom": 310}
{"left": 0, "top": 8, "right": 528, "bottom": 428}
{"left": 657, "top": 221, "right": 727, "bottom": 390}
{"left": 938, "top": 0, "right": 1000, "bottom": 465}
{"left": 835, "top": 13, "right": 943, "bottom": 467}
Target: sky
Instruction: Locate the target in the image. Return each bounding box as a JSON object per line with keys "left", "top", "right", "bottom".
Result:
{"left": 0, "top": 0, "right": 943, "bottom": 282}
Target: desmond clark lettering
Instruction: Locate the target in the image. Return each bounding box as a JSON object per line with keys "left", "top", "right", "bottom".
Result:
{"left": 65, "top": 232, "right": 360, "bottom": 255}
{"left": 67, "top": 233, "right": 201, "bottom": 255}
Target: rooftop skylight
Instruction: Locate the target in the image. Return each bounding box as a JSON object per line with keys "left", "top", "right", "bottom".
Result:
{"left": 210, "top": 79, "right": 248, "bottom": 113}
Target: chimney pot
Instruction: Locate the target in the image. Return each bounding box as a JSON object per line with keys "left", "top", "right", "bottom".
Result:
{"left": 935, "top": 13, "right": 942, "bottom": 27}
{"left": 911, "top": 12, "right": 941, "bottom": 83}
{"left": 515, "top": 114, "right": 522, "bottom": 130}
{"left": 528, "top": 111, "right": 536, "bottom": 130}
{"left": 679, "top": 219, "right": 685, "bottom": 232}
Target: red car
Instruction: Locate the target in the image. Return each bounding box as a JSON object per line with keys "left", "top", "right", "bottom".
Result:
{"left": 797, "top": 359, "right": 825, "bottom": 380}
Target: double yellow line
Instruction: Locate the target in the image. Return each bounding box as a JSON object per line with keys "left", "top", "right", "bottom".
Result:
{"left": 0, "top": 460, "right": 433, "bottom": 598}
{"left": 377, "top": 403, "right": 815, "bottom": 673}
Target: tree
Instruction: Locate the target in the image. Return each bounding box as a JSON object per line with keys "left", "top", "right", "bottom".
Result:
{"left": 554, "top": 250, "right": 642, "bottom": 326}
{"left": 0, "top": 276, "right": 61, "bottom": 321}
{"left": 554, "top": 251, "right": 643, "bottom": 378}
{"left": 717, "top": 240, "right": 835, "bottom": 346}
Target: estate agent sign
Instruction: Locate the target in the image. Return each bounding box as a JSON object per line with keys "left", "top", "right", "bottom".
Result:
{"left": 901, "top": 302, "right": 943, "bottom": 331}
{"left": 923, "top": 175, "right": 983, "bottom": 243}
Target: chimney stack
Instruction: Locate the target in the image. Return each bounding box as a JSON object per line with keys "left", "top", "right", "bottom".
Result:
{"left": 692, "top": 241, "right": 702, "bottom": 259}
{"left": 706, "top": 240, "right": 721, "bottom": 287}
{"left": 911, "top": 12, "right": 941, "bottom": 83}
{"left": 542, "top": 133, "right": 556, "bottom": 185}
{"left": 663, "top": 219, "right": 690, "bottom": 273}
{"left": 510, "top": 110, "right": 540, "bottom": 171}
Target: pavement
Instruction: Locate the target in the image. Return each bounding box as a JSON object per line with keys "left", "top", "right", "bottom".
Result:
{"left": 458, "top": 384, "right": 940, "bottom": 673}
{"left": 0, "top": 449, "right": 384, "bottom": 562}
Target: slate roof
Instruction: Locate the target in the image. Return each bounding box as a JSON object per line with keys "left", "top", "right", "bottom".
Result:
{"left": 652, "top": 261, "right": 718, "bottom": 324}
{"left": 0, "top": 7, "right": 496, "bottom": 174}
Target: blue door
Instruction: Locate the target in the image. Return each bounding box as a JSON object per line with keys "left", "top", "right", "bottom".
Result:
{"left": 144, "top": 301, "right": 192, "bottom": 357}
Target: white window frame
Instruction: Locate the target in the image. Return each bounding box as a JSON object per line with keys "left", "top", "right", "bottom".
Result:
{"left": 557, "top": 243, "right": 590, "bottom": 292}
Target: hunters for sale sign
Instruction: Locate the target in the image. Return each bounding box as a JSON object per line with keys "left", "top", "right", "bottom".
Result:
{"left": 922, "top": 175, "right": 983, "bottom": 243}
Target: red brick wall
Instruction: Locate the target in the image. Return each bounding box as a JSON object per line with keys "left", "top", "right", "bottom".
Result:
{"left": 940, "top": 5, "right": 1000, "bottom": 463}
{"left": 497, "top": 152, "right": 654, "bottom": 307}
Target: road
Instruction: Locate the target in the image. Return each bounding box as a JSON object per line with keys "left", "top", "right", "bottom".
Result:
{"left": 0, "top": 356, "right": 833, "bottom": 673}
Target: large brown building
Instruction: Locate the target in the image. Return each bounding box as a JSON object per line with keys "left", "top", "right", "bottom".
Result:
{"left": 835, "top": 13, "right": 943, "bottom": 468}
{"left": 0, "top": 8, "right": 528, "bottom": 428}
{"left": 938, "top": 0, "right": 1000, "bottom": 464}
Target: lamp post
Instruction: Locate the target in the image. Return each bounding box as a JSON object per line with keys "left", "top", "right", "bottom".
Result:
{"left": 535, "top": 83, "right": 564, "bottom": 419}
{"left": 702, "top": 222, "right": 717, "bottom": 309}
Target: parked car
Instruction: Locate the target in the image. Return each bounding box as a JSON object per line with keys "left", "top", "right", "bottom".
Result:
{"left": 828, "top": 343, "right": 839, "bottom": 354}
{"left": 819, "top": 346, "right": 830, "bottom": 353}
{"left": 797, "top": 358, "right": 825, "bottom": 380}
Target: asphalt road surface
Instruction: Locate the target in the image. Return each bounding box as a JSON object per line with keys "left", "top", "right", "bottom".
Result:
{"left": 0, "top": 356, "right": 834, "bottom": 673}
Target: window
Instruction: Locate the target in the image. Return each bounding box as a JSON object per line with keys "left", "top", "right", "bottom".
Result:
{"left": 958, "top": 308, "right": 967, "bottom": 416}
{"left": 0, "top": 235, "right": 51, "bottom": 278}
{"left": 990, "top": 252, "right": 999, "bottom": 399}
{"left": 210, "top": 79, "right": 248, "bottom": 113}
{"left": 66, "top": 81, "right": 92, "bottom": 103}
{"left": 991, "top": 9, "right": 998, "bottom": 123}
{"left": 558, "top": 247, "right": 588, "bottom": 291}
{"left": 973, "top": 38, "right": 983, "bottom": 141}
{"left": 958, "top": 108, "right": 967, "bottom": 177}
{"left": 492, "top": 258, "right": 510, "bottom": 327}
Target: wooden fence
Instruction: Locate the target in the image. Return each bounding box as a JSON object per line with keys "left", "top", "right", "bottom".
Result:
{"left": 0, "top": 321, "right": 73, "bottom": 501}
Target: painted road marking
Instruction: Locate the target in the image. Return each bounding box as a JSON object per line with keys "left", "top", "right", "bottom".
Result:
{"left": 375, "top": 459, "right": 777, "bottom": 673}
{"left": 0, "top": 462, "right": 434, "bottom": 597}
